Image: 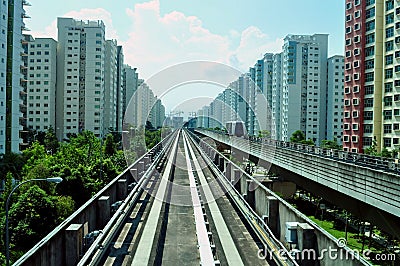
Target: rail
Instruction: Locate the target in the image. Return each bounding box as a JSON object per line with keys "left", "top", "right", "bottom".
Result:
{"left": 200, "top": 129, "right": 400, "bottom": 175}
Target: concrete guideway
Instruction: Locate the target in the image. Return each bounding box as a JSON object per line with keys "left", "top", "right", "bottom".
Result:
{"left": 130, "top": 131, "right": 181, "bottom": 265}
{"left": 183, "top": 132, "right": 245, "bottom": 266}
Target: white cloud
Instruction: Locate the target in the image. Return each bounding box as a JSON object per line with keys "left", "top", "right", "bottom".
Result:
{"left": 30, "top": 8, "right": 118, "bottom": 40}
{"left": 31, "top": 1, "right": 283, "bottom": 79}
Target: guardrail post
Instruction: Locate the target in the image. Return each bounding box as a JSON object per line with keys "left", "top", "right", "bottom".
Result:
{"left": 65, "top": 224, "right": 83, "bottom": 266}
{"left": 233, "top": 169, "right": 242, "bottom": 193}
{"left": 130, "top": 168, "right": 138, "bottom": 182}
{"left": 214, "top": 153, "right": 219, "bottom": 165}
{"left": 296, "top": 223, "right": 316, "bottom": 265}
{"left": 97, "top": 196, "right": 111, "bottom": 228}
{"left": 138, "top": 161, "right": 145, "bottom": 178}
{"left": 246, "top": 180, "right": 255, "bottom": 209}
{"left": 225, "top": 162, "right": 232, "bottom": 180}
{"left": 219, "top": 157, "right": 225, "bottom": 172}
{"left": 266, "top": 196, "right": 279, "bottom": 237}
{"left": 117, "top": 179, "right": 128, "bottom": 200}
{"left": 144, "top": 156, "right": 150, "bottom": 167}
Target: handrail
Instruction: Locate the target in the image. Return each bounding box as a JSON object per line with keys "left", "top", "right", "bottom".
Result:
{"left": 199, "top": 129, "right": 400, "bottom": 175}
{"left": 14, "top": 131, "right": 176, "bottom": 265}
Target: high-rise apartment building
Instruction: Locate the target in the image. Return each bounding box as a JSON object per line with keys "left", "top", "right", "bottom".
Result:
{"left": 26, "top": 38, "right": 57, "bottom": 132}
{"left": 327, "top": 55, "right": 345, "bottom": 145}
{"left": 56, "top": 18, "right": 106, "bottom": 139}
{"left": 344, "top": 0, "right": 400, "bottom": 153}
{"left": 104, "top": 39, "right": 118, "bottom": 133}
{"left": 0, "top": 0, "right": 30, "bottom": 153}
{"left": 277, "top": 34, "right": 329, "bottom": 145}
{"left": 116, "top": 46, "right": 124, "bottom": 131}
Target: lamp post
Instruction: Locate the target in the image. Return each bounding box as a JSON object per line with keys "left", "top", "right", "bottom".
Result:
{"left": 5, "top": 177, "right": 63, "bottom": 266}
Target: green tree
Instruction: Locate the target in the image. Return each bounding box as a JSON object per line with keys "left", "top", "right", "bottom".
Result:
{"left": 290, "top": 130, "right": 306, "bottom": 143}
{"left": 321, "top": 139, "right": 341, "bottom": 150}
{"left": 364, "top": 139, "right": 378, "bottom": 156}
{"left": 1, "top": 185, "right": 58, "bottom": 251}
{"left": 44, "top": 126, "right": 59, "bottom": 154}
{"left": 104, "top": 134, "right": 117, "bottom": 157}
{"left": 258, "top": 130, "right": 271, "bottom": 138}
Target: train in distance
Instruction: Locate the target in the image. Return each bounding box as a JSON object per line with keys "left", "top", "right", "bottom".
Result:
{"left": 225, "top": 121, "right": 247, "bottom": 137}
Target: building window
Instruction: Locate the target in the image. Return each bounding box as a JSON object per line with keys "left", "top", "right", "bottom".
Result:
{"left": 365, "top": 98, "right": 374, "bottom": 107}
{"left": 345, "top": 87, "right": 351, "bottom": 94}
{"left": 352, "top": 123, "right": 359, "bottom": 130}
{"left": 363, "top": 137, "right": 373, "bottom": 147}
{"left": 344, "top": 111, "right": 350, "bottom": 118}
{"left": 383, "top": 138, "right": 392, "bottom": 147}
{"left": 365, "top": 59, "right": 374, "bottom": 70}
{"left": 365, "top": 72, "right": 374, "bottom": 82}
{"left": 353, "top": 111, "right": 359, "bottom": 118}
{"left": 384, "top": 96, "right": 393, "bottom": 106}
{"left": 365, "top": 85, "right": 374, "bottom": 94}
{"left": 384, "top": 124, "right": 392, "bottom": 133}
{"left": 385, "top": 68, "right": 393, "bottom": 79}
{"left": 385, "top": 82, "right": 393, "bottom": 92}
{"left": 366, "top": 7, "right": 375, "bottom": 19}
{"left": 386, "top": 27, "right": 394, "bottom": 38}
{"left": 354, "top": 73, "right": 359, "bottom": 80}
{"left": 364, "top": 111, "right": 373, "bottom": 120}
{"left": 345, "top": 99, "right": 351, "bottom": 106}
{"left": 353, "top": 85, "right": 360, "bottom": 93}
{"left": 384, "top": 110, "right": 393, "bottom": 119}
{"left": 366, "top": 46, "right": 374, "bottom": 57}
{"left": 386, "top": 13, "right": 394, "bottom": 24}
{"left": 386, "top": 0, "right": 394, "bottom": 11}
{"left": 346, "top": 2, "right": 352, "bottom": 10}
{"left": 366, "top": 20, "right": 375, "bottom": 31}
{"left": 354, "top": 23, "right": 360, "bottom": 31}
{"left": 344, "top": 135, "right": 350, "bottom": 142}
{"left": 344, "top": 123, "right": 350, "bottom": 130}
{"left": 386, "top": 40, "right": 394, "bottom": 51}
{"left": 352, "top": 136, "right": 358, "bottom": 143}
{"left": 346, "top": 26, "right": 352, "bottom": 34}
{"left": 385, "top": 55, "right": 394, "bottom": 65}
{"left": 364, "top": 124, "right": 373, "bottom": 134}
{"left": 346, "top": 39, "right": 352, "bottom": 46}
{"left": 366, "top": 33, "right": 375, "bottom": 44}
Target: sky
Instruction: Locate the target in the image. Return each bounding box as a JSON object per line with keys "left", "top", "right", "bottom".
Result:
{"left": 25, "top": 0, "right": 345, "bottom": 114}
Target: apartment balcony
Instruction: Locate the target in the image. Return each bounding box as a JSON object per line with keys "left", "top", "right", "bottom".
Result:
{"left": 22, "top": 0, "right": 32, "bottom": 6}
{"left": 20, "top": 51, "right": 28, "bottom": 57}
{"left": 19, "top": 103, "right": 26, "bottom": 112}
{"left": 21, "top": 25, "right": 30, "bottom": 31}
{"left": 21, "top": 12, "right": 31, "bottom": 19}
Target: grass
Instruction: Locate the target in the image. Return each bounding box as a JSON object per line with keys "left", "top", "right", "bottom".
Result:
{"left": 308, "top": 216, "right": 375, "bottom": 252}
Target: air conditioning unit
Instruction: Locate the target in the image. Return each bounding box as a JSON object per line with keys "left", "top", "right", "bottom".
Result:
{"left": 285, "top": 222, "right": 298, "bottom": 244}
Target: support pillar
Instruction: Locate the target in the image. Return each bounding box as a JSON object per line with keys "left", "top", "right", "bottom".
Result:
{"left": 246, "top": 180, "right": 255, "bottom": 209}
{"left": 97, "top": 196, "right": 110, "bottom": 228}
{"left": 233, "top": 169, "right": 242, "bottom": 193}
{"left": 297, "top": 223, "right": 316, "bottom": 266}
{"left": 129, "top": 168, "right": 137, "bottom": 183}
{"left": 117, "top": 179, "right": 128, "bottom": 200}
{"left": 138, "top": 161, "right": 145, "bottom": 178}
{"left": 225, "top": 162, "right": 232, "bottom": 181}
{"left": 218, "top": 157, "right": 225, "bottom": 172}
{"left": 266, "top": 196, "right": 279, "bottom": 237}
{"left": 65, "top": 224, "right": 83, "bottom": 266}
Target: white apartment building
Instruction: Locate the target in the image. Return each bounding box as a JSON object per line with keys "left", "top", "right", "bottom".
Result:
{"left": 271, "top": 53, "right": 283, "bottom": 140}
{"left": 278, "top": 34, "right": 328, "bottom": 145}
{"left": 26, "top": 38, "right": 57, "bottom": 132}
{"left": 104, "top": 39, "right": 118, "bottom": 133}
{"left": 116, "top": 46, "right": 124, "bottom": 131}
{"left": 56, "top": 18, "right": 106, "bottom": 139}
{"left": 0, "top": 0, "right": 29, "bottom": 153}
{"left": 327, "top": 55, "right": 344, "bottom": 145}
{"left": 123, "top": 65, "right": 138, "bottom": 119}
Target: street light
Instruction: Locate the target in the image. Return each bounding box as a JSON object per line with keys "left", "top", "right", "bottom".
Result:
{"left": 5, "top": 177, "right": 63, "bottom": 266}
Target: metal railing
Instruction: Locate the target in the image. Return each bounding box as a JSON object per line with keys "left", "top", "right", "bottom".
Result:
{"left": 200, "top": 129, "right": 400, "bottom": 175}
